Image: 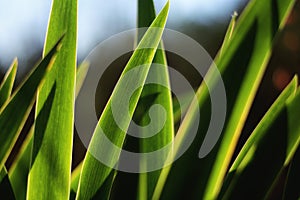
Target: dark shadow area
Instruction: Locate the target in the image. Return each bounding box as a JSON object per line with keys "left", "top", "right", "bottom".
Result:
{"left": 0, "top": 172, "right": 15, "bottom": 199}
{"left": 283, "top": 144, "right": 300, "bottom": 200}
{"left": 225, "top": 107, "right": 288, "bottom": 200}
{"left": 30, "top": 82, "right": 56, "bottom": 167}
{"left": 160, "top": 18, "right": 258, "bottom": 200}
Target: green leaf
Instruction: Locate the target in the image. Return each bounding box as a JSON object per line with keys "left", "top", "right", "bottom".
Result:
{"left": 218, "top": 77, "right": 298, "bottom": 199}
{"left": 152, "top": 11, "right": 238, "bottom": 200}
{"left": 9, "top": 127, "right": 33, "bottom": 200}
{"left": 218, "top": 12, "right": 238, "bottom": 59}
{"left": 0, "top": 41, "right": 59, "bottom": 169}
{"left": 172, "top": 91, "right": 194, "bottom": 126}
{"left": 136, "top": 0, "right": 156, "bottom": 41}
{"left": 136, "top": 0, "right": 174, "bottom": 199}
{"left": 76, "top": 2, "right": 170, "bottom": 199}
{"left": 152, "top": 9, "right": 238, "bottom": 200}
{"left": 75, "top": 61, "right": 90, "bottom": 98}
{"left": 70, "top": 162, "right": 82, "bottom": 200}
{"left": 7, "top": 60, "right": 89, "bottom": 200}
{"left": 0, "top": 59, "right": 17, "bottom": 198}
{"left": 156, "top": 0, "right": 297, "bottom": 199}
{"left": 229, "top": 77, "right": 298, "bottom": 172}
{"left": 0, "top": 59, "right": 17, "bottom": 108}
{"left": 27, "top": 0, "right": 77, "bottom": 199}
{"left": 204, "top": 0, "right": 298, "bottom": 198}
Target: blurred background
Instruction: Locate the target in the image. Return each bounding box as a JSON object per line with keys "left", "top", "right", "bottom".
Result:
{"left": 0, "top": 0, "right": 248, "bottom": 76}
{"left": 1, "top": 0, "right": 300, "bottom": 173}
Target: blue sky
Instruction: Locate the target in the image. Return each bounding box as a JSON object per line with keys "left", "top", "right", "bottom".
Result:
{"left": 0, "top": 0, "right": 244, "bottom": 71}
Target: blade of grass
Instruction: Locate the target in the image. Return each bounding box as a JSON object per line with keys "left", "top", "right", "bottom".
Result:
{"left": 136, "top": 0, "right": 156, "bottom": 42}
{"left": 220, "top": 77, "right": 300, "bottom": 199}
{"left": 0, "top": 41, "right": 60, "bottom": 169}
{"left": 0, "top": 59, "right": 18, "bottom": 197}
{"left": 75, "top": 61, "right": 90, "bottom": 98}
{"left": 9, "top": 127, "right": 33, "bottom": 200}
{"left": 27, "top": 0, "right": 77, "bottom": 198}
{"left": 0, "top": 47, "right": 59, "bottom": 196}
{"left": 218, "top": 11, "right": 238, "bottom": 59}
{"left": 172, "top": 91, "right": 194, "bottom": 126}
{"left": 221, "top": 78, "right": 297, "bottom": 196}
{"left": 0, "top": 59, "right": 17, "bottom": 108}
{"left": 137, "top": 0, "right": 174, "bottom": 199}
{"left": 229, "top": 77, "right": 297, "bottom": 171}
{"left": 204, "top": 0, "right": 297, "bottom": 198}
{"left": 76, "top": 2, "right": 170, "bottom": 199}
{"left": 70, "top": 162, "right": 83, "bottom": 200}
{"left": 155, "top": 0, "right": 297, "bottom": 199}
{"left": 152, "top": 9, "right": 238, "bottom": 199}
{"left": 8, "top": 60, "right": 89, "bottom": 200}
{"left": 284, "top": 87, "right": 300, "bottom": 166}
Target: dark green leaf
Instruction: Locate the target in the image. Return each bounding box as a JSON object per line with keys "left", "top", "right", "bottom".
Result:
{"left": 76, "top": 2, "right": 170, "bottom": 199}
{"left": 0, "top": 59, "right": 17, "bottom": 108}
{"left": 157, "top": 0, "right": 298, "bottom": 199}
{"left": 219, "top": 77, "right": 299, "bottom": 199}
{"left": 137, "top": 0, "right": 174, "bottom": 199}
{"left": 0, "top": 41, "right": 60, "bottom": 169}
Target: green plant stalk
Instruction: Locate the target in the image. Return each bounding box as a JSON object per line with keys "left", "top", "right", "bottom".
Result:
{"left": 70, "top": 162, "right": 83, "bottom": 194}
{"left": 218, "top": 12, "right": 237, "bottom": 59}
{"left": 230, "top": 77, "right": 298, "bottom": 171}
{"left": 219, "top": 77, "right": 298, "bottom": 199}
{"left": 152, "top": 10, "right": 237, "bottom": 199}
{"left": 9, "top": 127, "right": 33, "bottom": 200}
{"left": 153, "top": 0, "right": 297, "bottom": 199}
{"left": 75, "top": 61, "right": 90, "bottom": 98}
{"left": 0, "top": 59, "right": 17, "bottom": 108}
{"left": 27, "top": 0, "right": 77, "bottom": 198}
{"left": 137, "top": 0, "right": 174, "bottom": 199}
{"left": 222, "top": 83, "right": 300, "bottom": 199}
{"left": 7, "top": 61, "right": 89, "bottom": 200}
{"left": 0, "top": 41, "right": 60, "bottom": 169}
{"left": 0, "top": 59, "right": 18, "bottom": 195}
{"left": 203, "top": 0, "right": 297, "bottom": 198}
{"left": 76, "top": 2, "right": 170, "bottom": 199}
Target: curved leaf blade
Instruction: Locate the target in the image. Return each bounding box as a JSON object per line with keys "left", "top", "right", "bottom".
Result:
{"left": 8, "top": 61, "right": 89, "bottom": 200}
{"left": 75, "top": 61, "right": 90, "bottom": 98}
{"left": 222, "top": 81, "right": 300, "bottom": 199}
{"left": 0, "top": 59, "right": 17, "bottom": 108}
{"left": 155, "top": 0, "right": 297, "bottom": 199}
{"left": 219, "top": 77, "right": 298, "bottom": 199}
{"left": 76, "top": 2, "right": 170, "bottom": 199}
{"left": 9, "top": 128, "right": 33, "bottom": 200}
{"left": 27, "top": 0, "right": 77, "bottom": 199}
{"left": 0, "top": 59, "right": 18, "bottom": 198}
{"left": 137, "top": 0, "right": 174, "bottom": 199}
{"left": 204, "top": 1, "right": 298, "bottom": 198}
{"left": 0, "top": 41, "right": 59, "bottom": 169}
{"left": 230, "top": 77, "right": 298, "bottom": 171}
